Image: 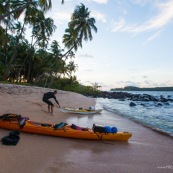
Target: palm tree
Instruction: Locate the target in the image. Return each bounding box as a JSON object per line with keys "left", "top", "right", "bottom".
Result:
{"left": 31, "top": 12, "right": 56, "bottom": 49}
{"left": 66, "top": 61, "right": 78, "bottom": 77}
{"left": 63, "top": 28, "right": 79, "bottom": 51}
{"left": 62, "top": 27, "right": 80, "bottom": 60}
{"left": 5, "top": 22, "right": 27, "bottom": 80}
{"left": 25, "top": 11, "right": 56, "bottom": 83}
{"left": 0, "top": 0, "right": 37, "bottom": 21}
{"left": 0, "top": 0, "right": 65, "bottom": 21}
{"left": 0, "top": 34, "right": 22, "bottom": 80}
{"left": 70, "top": 3, "right": 97, "bottom": 41}
{"left": 50, "top": 41, "right": 62, "bottom": 55}
{"left": 0, "top": 2, "right": 37, "bottom": 79}
{"left": 62, "top": 3, "right": 97, "bottom": 59}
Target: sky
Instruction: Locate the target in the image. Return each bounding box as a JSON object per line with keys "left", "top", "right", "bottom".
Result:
{"left": 34, "top": 0, "right": 173, "bottom": 90}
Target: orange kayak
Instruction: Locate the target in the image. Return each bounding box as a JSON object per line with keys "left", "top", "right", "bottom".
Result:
{"left": 0, "top": 114, "right": 132, "bottom": 141}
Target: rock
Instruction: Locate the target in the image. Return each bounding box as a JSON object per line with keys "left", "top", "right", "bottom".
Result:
{"left": 164, "top": 102, "right": 170, "bottom": 105}
{"left": 157, "top": 103, "right": 162, "bottom": 106}
{"left": 129, "top": 102, "right": 136, "bottom": 106}
{"left": 93, "top": 91, "right": 170, "bottom": 103}
{"left": 118, "top": 99, "right": 125, "bottom": 101}
{"left": 160, "top": 98, "right": 168, "bottom": 102}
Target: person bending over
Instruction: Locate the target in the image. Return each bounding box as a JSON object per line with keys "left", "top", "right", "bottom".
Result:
{"left": 42, "top": 90, "right": 60, "bottom": 115}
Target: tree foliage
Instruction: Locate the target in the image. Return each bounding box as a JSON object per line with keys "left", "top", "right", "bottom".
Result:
{"left": 0, "top": 1, "right": 99, "bottom": 94}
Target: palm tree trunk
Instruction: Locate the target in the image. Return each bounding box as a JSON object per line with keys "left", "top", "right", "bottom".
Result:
{"left": 0, "top": 1, "right": 32, "bottom": 21}
{"left": 61, "top": 36, "right": 82, "bottom": 60}
{"left": 60, "top": 46, "right": 74, "bottom": 60}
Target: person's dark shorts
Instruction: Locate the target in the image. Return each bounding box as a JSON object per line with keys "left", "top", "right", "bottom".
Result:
{"left": 43, "top": 98, "right": 54, "bottom": 106}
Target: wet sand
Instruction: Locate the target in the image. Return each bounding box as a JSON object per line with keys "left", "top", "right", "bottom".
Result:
{"left": 0, "top": 84, "right": 173, "bottom": 173}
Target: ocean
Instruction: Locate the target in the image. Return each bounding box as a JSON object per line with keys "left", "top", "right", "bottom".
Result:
{"left": 96, "top": 91, "right": 173, "bottom": 136}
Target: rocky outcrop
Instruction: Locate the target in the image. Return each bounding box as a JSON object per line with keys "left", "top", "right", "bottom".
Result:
{"left": 129, "top": 102, "right": 136, "bottom": 106}
{"left": 95, "top": 91, "right": 173, "bottom": 103}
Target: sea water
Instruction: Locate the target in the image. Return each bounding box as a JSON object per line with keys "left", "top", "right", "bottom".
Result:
{"left": 96, "top": 91, "right": 173, "bottom": 136}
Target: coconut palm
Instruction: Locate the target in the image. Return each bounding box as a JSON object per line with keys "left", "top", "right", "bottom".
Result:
{"left": 0, "top": 0, "right": 65, "bottom": 21}
{"left": 25, "top": 11, "right": 56, "bottom": 82}
{"left": 66, "top": 61, "right": 78, "bottom": 77}
{"left": 0, "top": 0, "right": 37, "bottom": 21}
{"left": 32, "top": 15, "right": 56, "bottom": 48}
{"left": 63, "top": 27, "right": 79, "bottom": 51}
{"left": 62, "top": 3, "right": 97, "bottom": 58}
{"left": 62, "top": 27, "right": 80, "bottom": 60}
{"left": 70, "top": 3, "right": 97, "bottom": 42}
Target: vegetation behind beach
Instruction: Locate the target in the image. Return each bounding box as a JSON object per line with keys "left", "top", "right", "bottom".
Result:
{"left": 0, "top": 1, "right": 100, "bottom": 96}
{"left": 111, "top": 86, "right": 173, "bottom": 91}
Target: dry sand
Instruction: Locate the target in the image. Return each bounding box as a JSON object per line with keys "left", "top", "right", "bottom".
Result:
{"left": 0, "top": 84, "right": 172, "bottom": 173}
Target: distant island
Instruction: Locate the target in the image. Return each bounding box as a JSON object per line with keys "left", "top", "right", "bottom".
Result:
{"left": 110, "top": 86, "right": 173, "bottom": 91}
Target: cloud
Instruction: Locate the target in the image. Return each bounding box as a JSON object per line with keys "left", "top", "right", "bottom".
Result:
{"left": 111, "top": 18, "right": 126, "bottom": 32}
{"left": 131, "top": 0, "right": 148, "bottom": 6}
{"left": 77, "top": 68, "right": 93, "bottom": 72}
{"left": 128, "top": 68, "right": 139, "bottom": 72}
{"left": 78, "top": 54, "right": 94, "bottom": 58}
{"left": 91, "top": 11, "right": 107, "bottom": 23}
{"left": 112, "top": 0, "right": 173, "bottom": 33}
{"left": 116, "top": 0, "right": 148, "bottom": 6}
{"left": 147, "top": 29, "right": 164, "bottom": 41}
{"left": 83, "top": 69, "right": 93, "bottom": 72}
{"left": 143, "top": 80, "right": 162, "bottom": 87}
{"left": 146, "top": 1, "right": 173, "bottom": 29}
{"left": 115, "top": 80, "right": 141, "bottom": 87}
{"left": 50, "top": 3, "right": 107, "bottom": 26}
{"left": 85, "top": 0, "right": 108, "bottom": 3}
{"left": 81, "top": 80, "right": 104, "bottom": 88}
{"left": 52, "top": 11, "right": 71, "bottom": 24}
{"left": 142, "top": 75, "right": 148, "bottom": 78}
{"left": 92, "top": 0, "right": 109, "bottom": 4}
{"left": 113, "top": 80, "right": 172, "bottom": 88}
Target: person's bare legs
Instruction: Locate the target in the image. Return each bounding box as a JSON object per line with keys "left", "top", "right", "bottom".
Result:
{"left": 51, "top": 106, "right": 54, "bottom": 115}
{"left": 48, "top": 105, "right": 51, "bottom": 113}
{"left": 47, "top": 104, "right": 54, "bottom": 115}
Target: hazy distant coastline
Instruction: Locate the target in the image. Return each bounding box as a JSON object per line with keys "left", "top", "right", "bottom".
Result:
{"left": 110, "top": 86, "right": 173, "bottom": 91}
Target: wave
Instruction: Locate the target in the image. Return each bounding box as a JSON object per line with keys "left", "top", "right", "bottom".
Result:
{"left": 96, "top": 95, "right": 173, "bottom": 137}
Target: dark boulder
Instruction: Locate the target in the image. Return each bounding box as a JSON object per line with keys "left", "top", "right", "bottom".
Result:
{"left": 129, "top": 102, "right": 136, "bottom": 106}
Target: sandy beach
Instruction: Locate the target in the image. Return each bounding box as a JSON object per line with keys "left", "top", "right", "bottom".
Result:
{"left": 0, "top": 84, "right": 173, "bottom": 173}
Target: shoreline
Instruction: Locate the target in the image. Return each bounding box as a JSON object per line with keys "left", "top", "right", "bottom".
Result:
{"left": 97, "top": 90, "right": 173, "bottom": 137}
{"left": 0, "top": 84, "right": 173, "bottom": 173}
{"left": 102, "top": 106, "right": 173, "bottom": 138}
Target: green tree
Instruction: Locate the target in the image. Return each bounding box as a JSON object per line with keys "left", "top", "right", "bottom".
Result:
{"left": 70, "top": 3, "right": 97, "bottom": 42}
{"left": 45, "top": 40, "right": 64, "bottom": 87}
{"left": 62, "top": 27, "right": 79, "bottom": 59}
{"left": 31, "top": 10, "right": 56, "bottom": 49}
{"left": 0, "top": 0, "right": 53, "bottom": 20}
{"left": 62, "top": 3, "right": 97, "bottom": 59}
{"left": 0, "top": 2, "right": 100, "bottom": 93}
